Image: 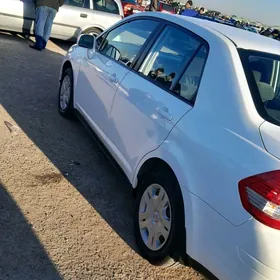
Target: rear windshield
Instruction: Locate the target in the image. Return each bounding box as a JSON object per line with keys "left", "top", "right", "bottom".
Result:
{"left": 239, "top": 49, "right": 280, "bottom": 125}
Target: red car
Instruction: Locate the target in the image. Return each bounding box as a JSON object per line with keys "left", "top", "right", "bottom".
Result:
{"left": 157, "top": 1, "right": 176, "bottom": 14}
{"left": 121, "top": 0, "right": 145, "bottom": 17}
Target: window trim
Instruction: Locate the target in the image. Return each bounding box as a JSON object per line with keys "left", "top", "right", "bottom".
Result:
{"left": 132, "top": 21, "right": 210, "bottom": 106}
{"left": 239, "top": 48, "right": 280, "bottom": 126}
{"left": 95, "top": 16, "right": 210, "bottom": 106}
{"left": 64, "top": 0, "right": 91, "bottom": 9}
{"left": 96, "top": 17, "right": 165, "bottom": 71}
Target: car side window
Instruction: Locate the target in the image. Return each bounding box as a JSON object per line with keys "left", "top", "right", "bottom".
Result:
{"left": 98, "top": 20, "right": 159, "bottom": 67}
{"left": 93, "top": 0, "right": 120, "bottom": 15}
{"left": 173, "top": 45, "right": 208, "bottom": 102}
{"left": 138, "top": 25, "right": 201, "bottom": 92}
{"left": 64, "top": 0, "right": 90, "bottom": 8}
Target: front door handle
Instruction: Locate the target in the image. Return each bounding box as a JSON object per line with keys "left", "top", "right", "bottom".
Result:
{"left": 109, "top": 73, "right": 118, "bottom": 83}
{"left": 157, "top": 107, "right": 173, "bottom": 121}
{"left": 80, "top": 13, "right": 88, "bottom": 18}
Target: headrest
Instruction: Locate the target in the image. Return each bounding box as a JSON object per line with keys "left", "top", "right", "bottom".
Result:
{"left": 256, "top": 82, "right": 275, "bottom": 102}
{"left": 253, "top": 70, "right": 261, "bottom": 82}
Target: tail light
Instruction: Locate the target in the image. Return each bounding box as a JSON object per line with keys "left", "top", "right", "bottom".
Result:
{"left": 239, "top": 170, "right": 280, "bottom": 230}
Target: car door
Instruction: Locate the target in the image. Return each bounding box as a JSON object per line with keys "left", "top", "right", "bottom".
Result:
{"left": 52, "top": 0, "right": 92, "bottom": 40}
{"left": 75, "top": 18, "right": 160, "bottom": 137}
{"left": 91, "top": 0, "right": 123, "bottom": 27}
{"left": 0, "top": 0, "right": 35, "bottom": 34}
{"left": 109, "top": 24, "right": 209, "bottom": 172}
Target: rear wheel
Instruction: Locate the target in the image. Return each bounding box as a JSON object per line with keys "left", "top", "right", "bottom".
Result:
{"left": 134, "top": 169, "right": 185, "bottom": 267}
{"left": 82, "top": 27, "right": 102, "bottom": 37}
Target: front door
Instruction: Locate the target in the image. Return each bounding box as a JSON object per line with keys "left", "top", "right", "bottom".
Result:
{"left": 75, "top": 18, "right": 160, "bottom": 136}
{"left": 110, "top": 24, "right": 209, "bottom": 173}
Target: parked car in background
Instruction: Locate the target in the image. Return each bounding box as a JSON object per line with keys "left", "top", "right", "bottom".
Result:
{"left": 58, "top": 12, "right": 280, "bottom": 280}
{"left": 157, "top": 1, "right": 175, "bottom": 14}
{"left": 121, "top": 0, "right": 145, "bottom": 17}
{"left": 244, "top": 26, "right": 259, "bottom": 34}
{"left": 0, "top": 0, "right": 124, "bottom": 41}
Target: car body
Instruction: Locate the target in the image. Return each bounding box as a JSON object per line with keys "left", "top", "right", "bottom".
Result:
{"left": 157, "top": 1, "right": 175, "bottom": 14}
{"left": 121, "top": 0, "right": 145, "bottom": 17}
{"left": 0, "top": 0, "right": 124, "bottom": 41}
{"left": 244, "top": 26, "right": 259, "bottom": 33}
{"left": 58, "top": 12, "right": 280, "bottom": 280}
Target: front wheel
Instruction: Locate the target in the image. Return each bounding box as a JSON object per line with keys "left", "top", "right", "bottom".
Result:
{"left": 134, "top": 170, "right": 185, "bottom": 267}
{"left": 58, "top": 68, "right": 74, "bottom": 118}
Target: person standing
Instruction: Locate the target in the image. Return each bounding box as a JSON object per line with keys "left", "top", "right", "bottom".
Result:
{"left": 30, "top": 0, "right": 64, "bottom": 51}
{"left": 179, "top": 1, "right": 198, "bottom": 17}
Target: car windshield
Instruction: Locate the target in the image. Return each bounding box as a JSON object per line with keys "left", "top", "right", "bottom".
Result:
{"left": 239, "top": 49, "right": 280, "bottom": 125}
{"left": 162, "top": 3, "right": 174, "bottom": 11}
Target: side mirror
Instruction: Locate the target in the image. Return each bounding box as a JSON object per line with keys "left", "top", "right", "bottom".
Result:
{"left": 78, "top": 34, "right": 96, "bottom": 49}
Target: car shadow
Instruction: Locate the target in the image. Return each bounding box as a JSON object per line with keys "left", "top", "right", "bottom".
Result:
{"left": 0, "top": 31, "right": 137, "bottom": 255}
{"left": 0, "top": 180, "right": 62, "bottom": 280}
{"left": 50, "top": 38, "right": 74, "bottom": 52}
{"left": 0, "top": 32, "right": 237, "bottom": 280}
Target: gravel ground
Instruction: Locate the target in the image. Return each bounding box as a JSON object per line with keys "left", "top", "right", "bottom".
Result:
{"left": 0, "top": 32, "right": 207, "bottom": 280}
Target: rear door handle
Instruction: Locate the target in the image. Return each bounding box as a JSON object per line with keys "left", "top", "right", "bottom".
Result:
{"left": 80, "top": 13, "right": 88, "bottom": 18}
{"left": 109, "top": 73, "right": 118, "bottom": 83}
{"left": 157, "top": 107, "right": 173, "bottom": 121}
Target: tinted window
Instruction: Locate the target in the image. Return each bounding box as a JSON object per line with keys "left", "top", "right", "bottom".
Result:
{"left": 174, "top": 46, "right": 208, "bottom": 102}
{"left": 139, "top": 26, "right": 201, "bottom": 91}
{"left": 99, "top": 20, "right": 159, "bottom": 66}
{"left": 65, "top": 0, "right": 90, "bottom": 8}
{"left": 240, "top": 51, "right": 280, "bottom": 124}
{"left": 93, "top": 0, "right": 120, "bottom": 14}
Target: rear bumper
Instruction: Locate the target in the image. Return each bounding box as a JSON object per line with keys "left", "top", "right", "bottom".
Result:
{"left": 181, "top": 188, "right": 280, "bottom": 280}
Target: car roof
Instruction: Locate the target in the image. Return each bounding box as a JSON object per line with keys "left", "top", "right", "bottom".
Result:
{"left": 138, "top": 13, "right": 280, "bottom": 55}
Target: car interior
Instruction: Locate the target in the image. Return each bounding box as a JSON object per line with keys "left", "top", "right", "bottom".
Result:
{"left": 250, "top": 57, "right": 280, "bottom": 122}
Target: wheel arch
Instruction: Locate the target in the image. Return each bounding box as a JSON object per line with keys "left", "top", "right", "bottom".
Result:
{"left": 134, "top": 154, "right": 189, "bottom": 263}
{"left": 60, "top": 60, "right": 73, "bottom": 82}
{"left": 136, "top": 157, "right": 178, "bottom": 188}
{"left": 81, "top": 25, "right": 104, "bottom": 36}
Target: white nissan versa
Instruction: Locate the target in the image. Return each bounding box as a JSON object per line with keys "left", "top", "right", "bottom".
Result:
{"left": 58, "top": 12, "right": 280, "bottom": 280}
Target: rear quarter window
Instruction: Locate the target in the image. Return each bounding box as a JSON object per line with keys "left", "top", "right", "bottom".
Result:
{"left": 239, "top": 49, "right": 280, "bottom": 125}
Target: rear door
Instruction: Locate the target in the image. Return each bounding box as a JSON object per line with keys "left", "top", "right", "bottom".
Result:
{"left": 92, "top": 0, "right": 123, "bottom": 26}
{"left": 109, "top": 24, "right": 209, "bottom": 171}
{"left": 52, "top": 0, "right": 92, "bottom": 40}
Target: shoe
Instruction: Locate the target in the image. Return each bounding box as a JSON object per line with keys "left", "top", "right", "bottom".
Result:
{"left": 42, "top": 39, "right": 47, "bottom": 50}
{"left": 29, "top": 44, "right": 42, "bottom": 51}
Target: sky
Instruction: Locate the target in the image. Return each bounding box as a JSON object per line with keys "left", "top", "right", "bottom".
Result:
{"left": 192, "top": 0, "right": 279, "bottom": 26}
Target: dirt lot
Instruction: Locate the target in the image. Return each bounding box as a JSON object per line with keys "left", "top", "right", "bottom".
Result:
{"left": 0, "top": 32, "right": 207, "bottom": 280}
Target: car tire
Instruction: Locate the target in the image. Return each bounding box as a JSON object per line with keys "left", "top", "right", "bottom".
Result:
{"left": 82, "top": 27, "right": 102, "bottom": 37}
{"left": 58, "top": 67, "right": 74, "bottom": 118}
{"left": 134, "top": 169, "right": 185, "bottom": 267}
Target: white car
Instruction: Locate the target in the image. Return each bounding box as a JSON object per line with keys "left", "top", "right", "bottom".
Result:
{"left": 58, "top": 12, "right": 280, "bottom": 280}
{"left": 0, "top": 0, "right": 124, "bottom": 40}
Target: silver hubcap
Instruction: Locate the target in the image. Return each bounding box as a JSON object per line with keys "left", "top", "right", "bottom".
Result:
{"left": 60, "top": 75, "right": 71, "bottom": 110}
{"left": 139, "top": 184, "right": 172, "bottom": 251}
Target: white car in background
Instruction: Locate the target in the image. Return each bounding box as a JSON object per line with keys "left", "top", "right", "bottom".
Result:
{"left": 0, "top": 0, "right": 124, "bottom": 40}
{"left": 58, "top": 12, "right": 280, "bottom": 280}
